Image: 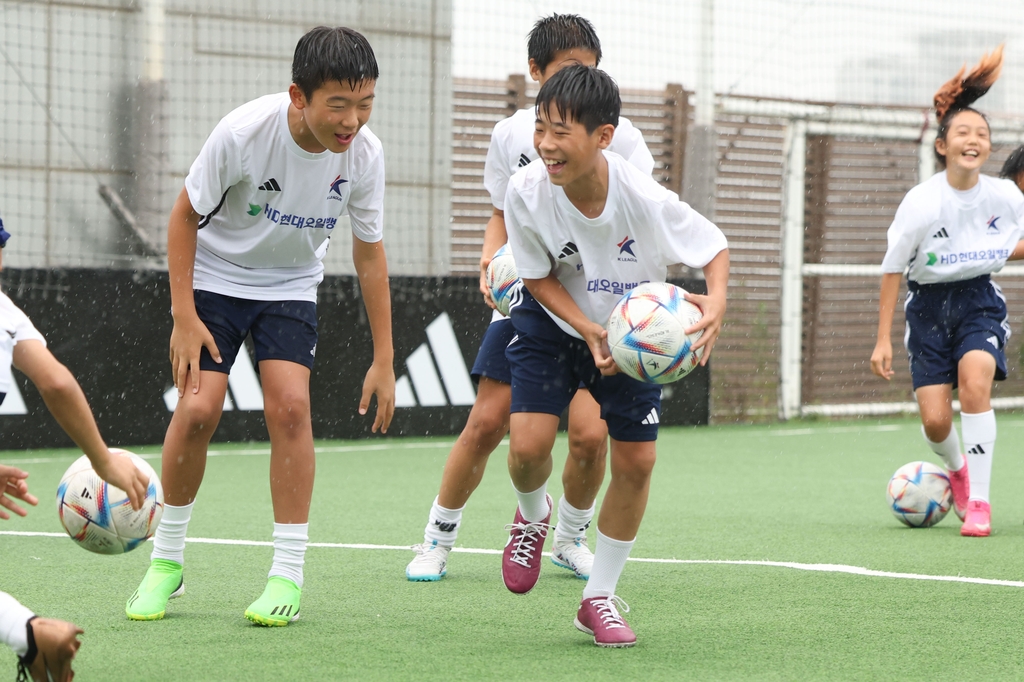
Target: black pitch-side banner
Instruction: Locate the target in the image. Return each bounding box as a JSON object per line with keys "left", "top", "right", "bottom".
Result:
{"left": 0, "top": 269, "right": 709, "bottom": 450}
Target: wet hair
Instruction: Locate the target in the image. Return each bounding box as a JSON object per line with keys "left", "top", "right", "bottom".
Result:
{"left": 527, "top": 14, "right": 602, "bottom": 75}
{"left": 292, "top": 27, "right": 379, "bottom": 99}
{"left": 1000, "top": 145, "right": 1024, "bottom": 181}
{"left": 932, "top": 45, "right": 1003, "bottom": 168}
{"left": 535, "top": 64, "right": 620, "bottom": 134}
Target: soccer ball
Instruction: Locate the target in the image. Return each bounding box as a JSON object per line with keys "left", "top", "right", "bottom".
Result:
{"left": 56, "top": 449, "right": 164, "bottom": 554}
{"left": 606, "top": 282, "right": 704, "bottom": 384}
{"left": 886, "top": 461, "right": 952, "bottom": 528}
{"left": 485, "top": 243, "right": 521, "bottom": 317}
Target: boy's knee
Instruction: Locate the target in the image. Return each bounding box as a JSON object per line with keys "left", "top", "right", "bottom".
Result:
{"left": 568, "top": 428, "right": 607, "bottom": 464}
{"left": 265, "top": 393, "right": 311, "bottom": 430}
{"left": 464, "top": 410, "right": 508, "bottom": 443}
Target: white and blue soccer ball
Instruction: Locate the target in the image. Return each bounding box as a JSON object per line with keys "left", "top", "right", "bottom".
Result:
{"left": 606, "top": 282, "right": 704, "bottom": 384}
{"left": 57, "top": 449, "right": 164, "bottom": 555}
{"left": 886, "top": 461, "right": 952, "bottom": 528}
{"left": 485, "top": 243, "right": 522, "bottom": 317}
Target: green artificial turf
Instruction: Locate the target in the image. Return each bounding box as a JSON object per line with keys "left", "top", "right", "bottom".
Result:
{"left": 5, "top": 417, "right": 1024, "bottom": 680}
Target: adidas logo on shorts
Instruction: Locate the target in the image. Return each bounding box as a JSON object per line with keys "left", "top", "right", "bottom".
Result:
{"left": 641, "top": 408, "right": 660, "bottom": 425}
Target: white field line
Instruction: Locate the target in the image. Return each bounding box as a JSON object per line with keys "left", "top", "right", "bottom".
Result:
{"left": 4, "top": 530, "right": 1024, "bottom": 589}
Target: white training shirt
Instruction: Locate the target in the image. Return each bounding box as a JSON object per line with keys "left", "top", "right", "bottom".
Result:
{"left": 881, "top": 172, "right": 1024, "bottom": 284}
{"left": 484, "top": 108, "right": 655, "bottom": 211}
{"left": 504, "top": 151, "right": 728, "bottom": 339}
{"left": 185, "top": 92, "right": 385, "bottom": 302}
{"left": 0, "top": 291, "right": 47, "bottom": 395}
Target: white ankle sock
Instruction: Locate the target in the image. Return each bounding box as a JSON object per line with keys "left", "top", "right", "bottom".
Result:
{"left": 962, "top": 410, "right": 996, "bottom": 503}
{"left": 424, "top": 497, "right": 463, "bottom": 547}
{"left": 512, "top": 482, "right": 550, "bottom": 523}
{"left": 582, "top": 530, "right": 635, "bottom": 600}
{"left": 923, "top": 424, "right": 964, "bottom": 471}
{"left": 268, "top": 523, "right": 309, "bottom": 588}
{"left": 0, "top": 592, "right": 34, "bottom": 657}
{"left": 150, "top": 501, "right": 194, "bottom": 565}
{"left": 554, "top": 495, "right": 595, "bottom": 543}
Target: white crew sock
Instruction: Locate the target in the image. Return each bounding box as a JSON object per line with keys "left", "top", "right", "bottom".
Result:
{"left": 962, "top": 410, "right": 996, "bottom": 503}
{"left": 512, "top": 481, "right": 550, "bottom": 523}
{"left": 554, "top": 495, "right": 595, "bottom": 543}
{"left": 150, "top": 501, "right": 194, "bottom": 565}
{"left": 582, "top": 530, "right": 635, "bottom": 600}
{"left": 268, "top": 523, "right": 309, "bottom": 588}
{"left": 922, "top": 424, "right": 965, "bottom": 471}
{"left": 0, "top": 592, "right": 34, "bottom": 657}
{"left": 423, "top": 497, "right": 464, "bottom": 547}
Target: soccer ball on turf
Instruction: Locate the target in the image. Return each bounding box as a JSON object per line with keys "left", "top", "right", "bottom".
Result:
{"left": 56, "top": 449, "right": 164, "bottom": 554}
{"left": 886, "top": 461, "right": 952, "bottom": 528}
{"left": 606, "top": 282, "right": 704, "bottom": 384}
{"left": 485, "top": 243, "right": 521, "bottom": 317}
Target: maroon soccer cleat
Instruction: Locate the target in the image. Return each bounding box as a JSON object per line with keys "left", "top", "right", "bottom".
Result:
{"left": 574, "top": 596, "right": 637, "bottom": 648}
{"left": 501, "top": 495, "right": 552, "bottom": 594}
{"left": 947, "top": 461, "right": 970, "bottom": 521}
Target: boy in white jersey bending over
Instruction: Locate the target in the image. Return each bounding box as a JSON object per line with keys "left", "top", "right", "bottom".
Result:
{"left": 406, "top": 14, "right": 654, "bottom": 582}
{"left": 126, "top": 27, "right": 395, "bottom": 625}
{"left": 503, "top": 65, "right": 728, "bottom": 647}
{"left": 872, "top": 46, "right": 1024, "bottom": 537}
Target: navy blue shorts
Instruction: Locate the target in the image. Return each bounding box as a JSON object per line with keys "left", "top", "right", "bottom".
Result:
{"left": 507, "top": 291, "right": 661, "bottom": 442}
{"left": 193, "top": 290, "right": 318, "bottom": 373}
{"left": 471, "top": 317, "right": 515, "bottom": 385}
{"left": 904, "top": 275, "right": 1009, "bottom": 390}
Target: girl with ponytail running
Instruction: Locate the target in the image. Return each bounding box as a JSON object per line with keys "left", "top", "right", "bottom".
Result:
{"left": 872, "top": 46, "right": 1024, "bottom": 537}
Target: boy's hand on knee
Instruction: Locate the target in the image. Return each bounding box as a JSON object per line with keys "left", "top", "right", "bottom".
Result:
{"left": 91, "top": 450, "right": 149, "bottom": 511}
{"left": 360, "top": 360, "right": 396, "bottom": 434}
{"left": 169, "top": 314, "right": 221, "bottom": 396}
{"left": 0, "top": 465, "right": 38, "bottom": 520}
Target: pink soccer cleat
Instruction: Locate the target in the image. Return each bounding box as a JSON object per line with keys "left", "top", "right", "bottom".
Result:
{"left": 574, "top": 596, "right": 637, "bottom": 648}
{"left": 960, "top": 499, "right": 991, "bottom": 537}
{"left": 947, "top": 462, "right": 970, "bottom": 521}
{"left": 501, "top": 495, "right": 552, "bottom": 594}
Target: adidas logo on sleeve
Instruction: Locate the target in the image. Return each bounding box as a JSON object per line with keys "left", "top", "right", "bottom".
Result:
{"left": 258, "top": 178, "right": 282, "bottom": 192}
{"left": 518, "top": 153, "right": 531, "bottom": 168}
{"left": 932, "top": 227, "right": 949, "bottom": 239}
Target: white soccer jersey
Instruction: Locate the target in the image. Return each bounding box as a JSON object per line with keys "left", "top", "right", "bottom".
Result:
{"left": 185, "top": 92, "right": 385, "bottom": 302}
{"left": 881, "top": 172, "right": 1024, "bottom": 284}
{"left": 0, "top": 291, "right": 46, "bottom": 395}
{"left": 505, "top": 151, "right": 728, "bottom": 339}
{"left": 484, "top": 108, "right": 655, "bottom": 211}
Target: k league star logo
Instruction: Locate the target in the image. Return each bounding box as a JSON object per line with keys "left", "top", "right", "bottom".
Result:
{"left": 617, "top": 236, "right": 636, "bottom": 256}
{"left": 987, "top": 215, "right": 1001, "bottom": 233}
{"left": 329, "top": 175, "right": 348, "bottom": 200}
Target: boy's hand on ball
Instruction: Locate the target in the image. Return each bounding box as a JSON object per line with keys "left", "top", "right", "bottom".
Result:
{"left": 93, "top": 450, "right": 149, "bottom": 511}
{"left": 479, "top": 258, "right": 497, "bottom": 310}
{"left": 0, "top": 465, "right": 37, "bottom": 520}
{"left": 684, "top": 291, "right": 725, "bottom": 365}
{"left": 585, "top": 323, "right": 618, "bottom": 376}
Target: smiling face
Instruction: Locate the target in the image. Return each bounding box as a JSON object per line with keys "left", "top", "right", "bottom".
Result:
{"left": 936, "top": 109, "right": 992, "bottom": 176}
{"left": 288, "top": 78, "right": 375, "bottom": 154}
{"left": 533, "top": 103, "right": 614, "bottom": 189}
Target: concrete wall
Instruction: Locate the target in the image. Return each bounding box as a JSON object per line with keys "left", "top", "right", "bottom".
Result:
{"left": 0, "top": 0, "right": 452, "bottom": 275}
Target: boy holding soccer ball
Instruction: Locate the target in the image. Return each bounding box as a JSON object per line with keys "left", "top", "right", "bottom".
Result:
{"left": 126, "top": 27, "right": 395, "bottom": 625}
{"left": 502, "top": 65, "right": 728, "bottom": 646}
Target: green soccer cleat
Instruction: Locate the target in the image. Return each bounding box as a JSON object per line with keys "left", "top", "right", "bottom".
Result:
{"left": 126, "top": 559, "right": 184, "bottom": 621}
{"left": 244, "top": 576, "right": 301, "bottom": 627}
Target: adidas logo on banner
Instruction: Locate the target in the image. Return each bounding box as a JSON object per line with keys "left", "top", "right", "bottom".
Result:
{"left": 932, "top": 227, "right": 949, "bottom": 239}
{"left": 395, "top": 313, "right": 475, "bottom": 408}
{"left": 162, "top": 346, "right": 264, "bottom": 412}
{"left": 258, "top": 178, "right": 282, "bottom": 192}
{"left": 641, "top": 408, "right": 660, "bottom": 425}
{"left": 517, "top": 153, "right": 531, "bottom": 168}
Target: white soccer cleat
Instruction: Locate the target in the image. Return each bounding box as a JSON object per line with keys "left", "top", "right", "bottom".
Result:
{"left": 551, "top": 535, "right": 594, "bottom": 580}
{"left": 406, "top": 541, "right": 451, "bottom": 581}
